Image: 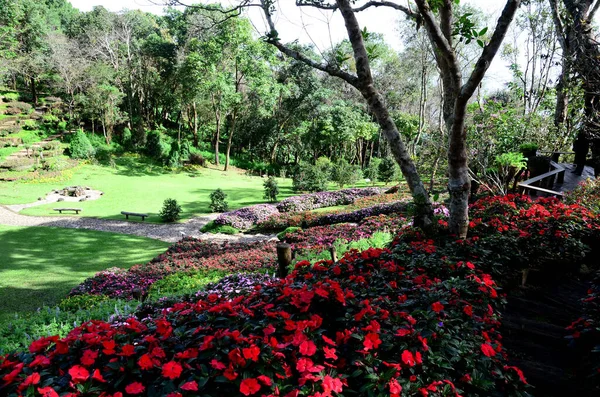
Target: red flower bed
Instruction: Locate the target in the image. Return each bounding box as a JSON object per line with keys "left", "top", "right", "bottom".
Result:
{"left": 0, "top": 246, "right": 527, "bottom": 396}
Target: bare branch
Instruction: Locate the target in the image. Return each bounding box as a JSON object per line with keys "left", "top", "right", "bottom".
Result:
{"left": 548, "top": 0, "right": 568, "bottom": 50}
{"left": 413, "top": 0, "right": 455, "bottom": 63}
{"left": 460, "top": 0, "right": 522, "bottom": 102}
{"left": 295, "top": 0, "right": 418, "bottom": 18}
{"left": 589, "top": 0, "right": 600, "bottom": 22}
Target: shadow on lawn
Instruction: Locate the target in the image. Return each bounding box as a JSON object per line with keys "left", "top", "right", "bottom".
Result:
{"left": 0, "top": 226, "right": 166, "bottom": 317}
{"left": 111, "top": 156, "right": 173, "bottom": 177}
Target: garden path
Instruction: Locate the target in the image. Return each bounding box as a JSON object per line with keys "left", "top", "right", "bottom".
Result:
{"left": 0, "top": 205, "right": 276, "bottom": 243}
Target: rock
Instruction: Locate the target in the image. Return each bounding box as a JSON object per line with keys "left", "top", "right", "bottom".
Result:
{"left": 37, "top": 197, "right": 42, "bottom": 201}
{"left": 57, "top": 197, "right": 64, "bottom": 202}
{"left": 79, "top": 197, "right": 86, "bottom": 202}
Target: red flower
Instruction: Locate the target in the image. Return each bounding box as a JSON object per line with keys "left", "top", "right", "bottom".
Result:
{"left": 299, "top": 340, "right": 317, "bottom": 356}
{"left": 242, "top": 345, "right": 260, "bottom": 362}
{"left": 324, "top": 346, "right": 338, "bottom": 360}
{"left": 257, "top": 375, "right": 272, "bottom": 386}
{"left": 81, "top": 349, "right": 98, "bottom": 366}
{"left": 431, "top": 302, "right": 444, "bottom": 313}
{"left": 68, "top": 365, "right": 90, "bottom": 384}
{"left": 125, "top": 382, "right": 145, "bottom": 395}
{"left": 22, "top": 372, "right": 40, "bottom": 386}
{"left": 180, "top": 381, "right": 198, "bottom": 391}
{"left": 463, "top": 305, "right": 473, "bottom": 317}
{"left": 223, "top": 367, "right": 238, "bottom": 380}
{"left": 322, "top": 375, "right": 343, "bottom": 393}
{"left": 92, "top": 369, "right": 106, "bottom": 383}
{"left": 138, "top": 354, "right": 154, "bottom": 370}
{"left": 119, "top": 345, "right": 136, "bottom": 357}
{"left": 363, "top": 333, "right": 381, "bottom": 351}
{"left": 240, "top": 378, "right": 261, "bottom": 396}
{"left": 401, "top": 350, "right": 416, "bottom": 366}
{"left": 162, "top": 361, "right": 183, "bottom": 379}
{"left": 389, "top": 378, "right": 402, "bottom": 394}
{"left": 37, "top": 387, "right": 59, "bottom": 397}
{"left": 210, "top": 359, "right": 226, "bottom": 370}
{"left": 481, "top": 343, "right": 496, "bottom": 357}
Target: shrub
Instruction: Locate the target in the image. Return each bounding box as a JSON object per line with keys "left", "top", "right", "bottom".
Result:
{"left": 214, "top": 204, "right": 278, "bottom": 230}
{"left": 200, "top": 221, "right": 240, "bottom": 235}
{"left": 378, "top": 156, "right": 398, "bottom": 184}
{"left": 1, "top": 92, "right": 19, "bottom": 102}
{"left": 331, "top": 159, "right": 362, "bottom": 188}
{"left": 566, "top": 178, "right": 600, "bottom": 214}
{"left": 188, "top": 152, "right": 206, "bottom": 166}
{"left": 5, "top": 101, "right": 31, "bottom": 114}
{"left": 364, "top": 157, "right": 382, "bottom": 185}
{"left": 57, "top": 294, "right": 111, "bottom": 312}
{"left": 292, "top": 161, "right": 330, "bottom": 192}
{"left": 209, "top": 188, "right": 229, "bottom": 212}
{"left": 68, "top": 129, "right": 94, "bottom": 159}
{"left": 276, "top": 187, "right": 384, "bottom": 213}
{"left": 120, "top": 127, "right": 132, "bottom": 148}
{"left": 145, "top": 129, "right": 169, "bottom": 160}
{"left": 277, "top": 226, "right": 301, "bottom": 240}
{"left": 20, "top": 119, "right": 37, "bottom": 130}
{"left": 263, "top": 176, "right": 279, "bottom": 202}
{"left": 146, "top": 269, "right": 228, "bottom": 300}
{"left": 159, "top": 198, "right": 182, "bottom": 222}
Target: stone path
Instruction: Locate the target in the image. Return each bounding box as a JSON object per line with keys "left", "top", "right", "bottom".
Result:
{"left": 0, "top": 205, "right": 276, "bottom": 243}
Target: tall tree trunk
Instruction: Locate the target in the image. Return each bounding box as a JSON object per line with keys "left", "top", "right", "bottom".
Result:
{"left": 214, "top": 117, "right": 221, "bottom": 166}
{"left": 192, "top": 102, "right": 199, "bottom": 147}
{"left": 30, "top": 78, "right": 37, "bottom": 106}
{"left": 224, "top": 111, "right": 237, "bottom": 171}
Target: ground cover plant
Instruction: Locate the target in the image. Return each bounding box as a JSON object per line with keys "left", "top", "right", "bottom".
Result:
{"left": 0, "top": 157, "right": 294, "bottom": 222}
{"left": 0, "top": 226, "right": 169, "bottom": 322}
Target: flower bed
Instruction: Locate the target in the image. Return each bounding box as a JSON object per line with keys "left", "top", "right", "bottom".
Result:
{"left": 276, "top": 187, "right": 384, "bottom": 212}
{"left": 70, "top": 240, "right": 277, "bottom": 300}
{"left": 212, "top": 188, "right": 385, "bottom": 230}
{"left": 0, "top": 245, "right": 527, "bottom": 396}
{"left": 214, "top": 204, "right": 279, "bottom": 230}
{"left": 282, "top": 213, "right": 409, "bottom": 251}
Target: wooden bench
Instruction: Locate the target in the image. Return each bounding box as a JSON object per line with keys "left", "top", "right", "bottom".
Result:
{"left": 121, "top": 211, "right": 149, "bottom": 221}
{"left": 53, "top": 208, "right": 82, "bottom": 214}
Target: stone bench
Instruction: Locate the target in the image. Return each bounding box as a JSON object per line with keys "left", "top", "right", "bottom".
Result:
{"left": 53, "top": 208, "right": 82, "bottom": 214}
{"left": 121, "top": 211, "right": 148, "bottom": 221}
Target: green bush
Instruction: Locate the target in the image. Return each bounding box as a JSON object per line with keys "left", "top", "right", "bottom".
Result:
{"left": 378, "top": 157, "right": 397, "bottom": 185}
{"left": 68, "top": 129, "right": 95, "bottom": 159}
{"left": 58, "top": 294, "right": 111, "bottom": 312}
{"left": 292, "top": 161, "right": 330, "bottom": 192}
{"left": 159, "top": 198, "right": 182, "bottom": 222}
{"left": 21, "top": 119, "right": 37, "bottom": 130}
{"left": 331, "top": 159, "right": 362, "bottom": 188}
{"left": 263, "top": 176, "right": 279, "bottom": 202}
{"left": 209, "top": 188, "right": 229, "bottom": 212}
{"left": 2, "top": 92, "right": 19, "bottom": 102}
{"left": 200, "top": 221, "right": 240, "bottom": 235}
{"left": 363, "top": 157, "right": 381, "bottom": 185}
{"left": 277, "top": 226, "right": 301, "bottom": 240}
{"left": 146, "top": 270, "right": 228, "bottom": 300}
{"left": 121, "top": 127, "right": 132, "bottom": 148}
{"left": 146, "top": 129, "right": 169, "bottom": 160}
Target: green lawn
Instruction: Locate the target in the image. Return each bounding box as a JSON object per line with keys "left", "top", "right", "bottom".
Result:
{"left": 1, "top": 156, "right": 296, "bottom": 222}
{"left": 0, "top": 225, "right": 170, "bottom": 322}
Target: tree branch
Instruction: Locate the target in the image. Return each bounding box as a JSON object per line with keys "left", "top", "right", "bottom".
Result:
{"left": 460, "top": 0, "right": 522, "bottom": 102}
{"left": 548, "top": 0, "right": 568, "bottom": 51}
{"left": 261, "top": 1, "right": 359, "bottom": 86}
{"left": 413, "top": 0, "right": 455, "bottom": 63}
{"left": 588, "top": 0, "right": 600, "bottom": 22}
{"left": 295, "top": 0, "right": 418, "bottom": 18}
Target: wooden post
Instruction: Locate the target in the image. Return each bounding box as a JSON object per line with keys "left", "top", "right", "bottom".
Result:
{"left": 329, "top": 246, "right": 338, "bottom": 262}
{"left": 276, "top": 243, "right": 292, "bottom": 278}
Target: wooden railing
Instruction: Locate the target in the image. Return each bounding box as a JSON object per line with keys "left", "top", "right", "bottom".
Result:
{"left": 518, "top": 160, "right": 566, "bottom": 198}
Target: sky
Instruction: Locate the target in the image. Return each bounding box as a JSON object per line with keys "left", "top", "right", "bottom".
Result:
{"left": 66, "top": 0, "right": 521, "bottom": 89}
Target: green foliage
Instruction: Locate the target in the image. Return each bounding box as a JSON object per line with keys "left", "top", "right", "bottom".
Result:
{"left": 57, "top": 294, "right": 111, "bottom": 312}
{"left": 277, "top": 226, "right": 301, "bottom": 241}
{"left": 146, "top": 270, "right": 228, "bottom": 300}
{"left": 2, "top": 92, "right": 19, "bottom": 102}
{"left": 363, "top": 158, "right": 381, "bottom": 185}
{"left": 494, "top": 152, "right": 527, "bottom": 169}
{"left": 209, "top": 188, "right": 229, "bottom": 212}
{"left": 146, "top": 129, "right": 169, "bottom": 160}
{"left": 200, "top": 221, "right": 240, "bottom": 235}
{"left": 292, "top": 159, "right": 331, "bottom": 192}
{"left": 68, "top": 129, "right": 94, "bottom": 159}
{"left": 159, "top": 198, "right": 182, "bottom": 222}
{"left": 20, "top": 119, "right": 37, "bottom": 130}
{"left": 378, "top": 157, "right": 397, "bottom": 185}
{"left": 263, "top": 176, "right": 279, "bottom": 202}
{"left": 0, "top": 299, "right": 138, "bottom": 354}
{"left": 566, "top": 179, "right": 600, "bottom": 214}
{"left": 331, "top": 159, "right": 361, "bottom": 188}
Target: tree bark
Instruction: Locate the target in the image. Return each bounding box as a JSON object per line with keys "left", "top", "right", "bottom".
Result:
{"left": 30, "top": 78, "right": 37, "bottom": 106}
{"left": 224, "top": 110, "right": 237, "bottom": 171}
{"left": 192, "top": 102, "right": 199, "bottom": 147}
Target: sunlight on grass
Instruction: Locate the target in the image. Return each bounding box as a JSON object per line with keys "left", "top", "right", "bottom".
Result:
{"left": 0, "top": 225, "right": 170, "bottom": 322}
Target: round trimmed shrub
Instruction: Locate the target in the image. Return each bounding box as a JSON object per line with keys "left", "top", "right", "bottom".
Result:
{"left": 209, "top": 188, "right": 229, "bottom": 212}
{"left": 159, "top": 198, "right": 182, "bottom": 223}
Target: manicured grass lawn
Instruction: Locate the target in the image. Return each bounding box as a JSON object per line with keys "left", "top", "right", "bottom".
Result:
{"left": 1, "top": 156, "right": 296, "bottom": 222}
{"left": 0, "top": 225, "right": 170, "bottom": 322}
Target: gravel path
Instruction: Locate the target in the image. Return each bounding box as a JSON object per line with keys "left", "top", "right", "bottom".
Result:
{"left": 0, "top": 206, "right": 276, "bottom": 243}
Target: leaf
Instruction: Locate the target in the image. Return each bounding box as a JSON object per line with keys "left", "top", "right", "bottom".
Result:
{"left": 479, "top": 27, "right": 488, "bottom": 36}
